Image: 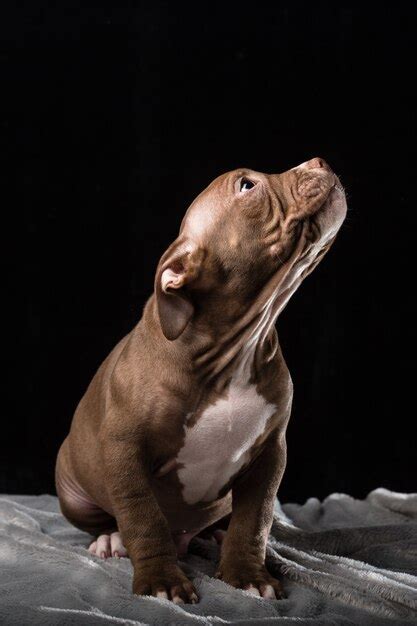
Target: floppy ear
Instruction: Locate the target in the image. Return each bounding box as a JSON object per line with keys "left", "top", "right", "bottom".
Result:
{"left": 155, "top": 241, "right": 204, "bottom": 340}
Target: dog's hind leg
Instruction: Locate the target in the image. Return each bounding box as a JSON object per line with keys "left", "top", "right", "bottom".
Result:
{"left": 55, "top": 445, "right": 127, "bottom": 558}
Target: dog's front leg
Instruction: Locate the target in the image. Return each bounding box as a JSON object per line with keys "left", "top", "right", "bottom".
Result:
{"left": 101, "top": 432, "right": 198, "bottom": 604}
{"left": 215, "top": 426, "right": 287, "bottom": 599}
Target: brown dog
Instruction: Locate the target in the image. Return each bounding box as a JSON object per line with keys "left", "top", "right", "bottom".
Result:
{"left": 55, "top": 157, "right": 347, "bottom": 604}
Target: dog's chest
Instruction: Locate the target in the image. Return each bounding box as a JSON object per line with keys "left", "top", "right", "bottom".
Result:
{"left": 176, "top": 378, "right": 277, "bottom": 505}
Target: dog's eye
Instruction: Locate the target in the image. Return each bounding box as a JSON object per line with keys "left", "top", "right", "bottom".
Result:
{"left": 240, "top": 177, "right": 256, "bottom": 192}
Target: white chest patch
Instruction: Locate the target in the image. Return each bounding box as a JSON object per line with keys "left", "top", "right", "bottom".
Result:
{"left": 176, "top": 376, "right": 277, "bottom": 505}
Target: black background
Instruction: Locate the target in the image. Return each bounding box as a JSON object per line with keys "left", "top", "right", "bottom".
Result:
{"left": 4, "top": 3, "right": 416, "bottom": 502}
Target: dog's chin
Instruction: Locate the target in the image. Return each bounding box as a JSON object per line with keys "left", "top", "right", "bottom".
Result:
{"left": 314, "top": 183, "right": 347, "bottom": 245}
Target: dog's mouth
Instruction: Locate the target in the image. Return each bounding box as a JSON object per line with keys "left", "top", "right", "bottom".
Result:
{"left": 316, "top": 179, "right": 345, "bottom": 212}
{"left": 332, "top": 174, "right": 345, "bottom": 196}
{"left": 311, "top": 178, "right": 347, "bottom": 244}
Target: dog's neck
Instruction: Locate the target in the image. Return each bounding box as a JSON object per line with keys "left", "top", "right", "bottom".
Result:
{"left": 188, "top": 278, "right": 302, "bottom": 388}
{"left": 140, "top": 235, "right": 306, "bottom": 392}
{"left": 146, "top": 238, "right": 306, "bottom": 390}
{"left": 190, "top": 231, "right": 308, "bottom": 386}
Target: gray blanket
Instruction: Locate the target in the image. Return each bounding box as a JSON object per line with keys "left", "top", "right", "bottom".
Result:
{"left": 0, "top": 489, "right": 416, "bottom": 625}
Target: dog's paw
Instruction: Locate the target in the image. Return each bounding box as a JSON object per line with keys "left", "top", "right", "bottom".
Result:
{"left": 133, "top": 563, "right": 198, "bottom": 604}
{"left": 215, "top": 563, "right": 285, "bottom": 600}
{"left": 88, "top": 531, "right": 128, "bottom": 559}
{"left": 197, "top": 528, "right": 227, "bottom": 545}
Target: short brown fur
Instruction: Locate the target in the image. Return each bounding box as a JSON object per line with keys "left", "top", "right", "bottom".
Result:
{"left": 56, "top": 158, "right": 347, "bottom": 602}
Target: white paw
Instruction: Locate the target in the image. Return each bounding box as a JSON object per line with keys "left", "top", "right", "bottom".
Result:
{"left": 244, "top": 583, "right": 278, "bottom": 599}
{"left": 245, "top": 583, "right": 261, "bottom": 596}
{"left": 88, "top": 531, "right": 128, "bottom": 559}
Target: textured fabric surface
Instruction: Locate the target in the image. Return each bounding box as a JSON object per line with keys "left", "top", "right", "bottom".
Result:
{"left": 0, "top": 488, "right": 416, "bottom": 625}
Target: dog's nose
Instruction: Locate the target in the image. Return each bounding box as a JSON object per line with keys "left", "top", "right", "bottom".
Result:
{"left": 304, "top": 157, "right": 330, "bottom": 171}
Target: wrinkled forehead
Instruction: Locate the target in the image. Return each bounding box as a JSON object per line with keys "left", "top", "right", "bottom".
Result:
{"left": 180, "top": 169, "right": 267, "bottom": 239}
{"left": 180, "top": 173, "right": 228, "bottom": 239}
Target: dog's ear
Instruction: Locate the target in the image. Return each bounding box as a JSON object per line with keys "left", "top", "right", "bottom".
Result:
{"left": 155, "top": 240, "right": 204, "bottom": 340}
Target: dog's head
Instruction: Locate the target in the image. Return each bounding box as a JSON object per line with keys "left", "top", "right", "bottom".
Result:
{"left": 155, "top": 158, "right": 347, "bottom": 340}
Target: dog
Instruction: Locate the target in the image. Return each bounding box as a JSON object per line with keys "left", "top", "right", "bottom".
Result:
{"left": 56, "top": 157, "right": 347, "bottom": 604}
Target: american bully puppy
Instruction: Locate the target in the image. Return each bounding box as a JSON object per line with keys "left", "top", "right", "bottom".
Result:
{"left": 56, "top": 157, "right": 347, "bottom": 604}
